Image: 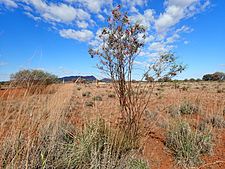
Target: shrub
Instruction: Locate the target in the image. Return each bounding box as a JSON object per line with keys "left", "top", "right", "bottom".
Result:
{"left": 82, "top": 91, "right": 91, "bottom": 97}
{"left": 69, "top": 119, "right": 143, "bottom": 168}
{"left": 167, "top": 105, "right": 180, "bottom": 117}
{"left": 207, "top": 115, "right": 225, "bottom": 128}
{"left": 181, "top": 86, "right": 188, "bottom": 91}
{"left": 108, "top": 93, "right": 116, "bottom": 98}
{"left": 144, "top": 110, "right": 158, "bottom": 121}
{"left": 167, "top": 102, "right": 199, "bottom": 117}
{"left": 10, "top": 69, "right": 58, "bottom": 87}
{"left": 89, "top": 5, "right": 185, "bottom": 144}
{"left": 85, "top": 101, "right": 94, "bottom": 107}
{"left": 166, "top": 121, "right": 213, "bottom": 167}
{"left": 217, "top": 89, "right": 224, "bottom": 93}
{"left": 128, "top": 158, "right": 149, "bottom": 169}
{"left": 202, "top": 72, "right": 225, "bottom": 81}
{"left": 92, "top": 95, "right": 103, "bottom": 101}
{"left": 201, "top": 85, "right": 207, "bottom": 90}
{"left": 197, "top": 120, "right": 208, "bottom": 132}
{"left": 179, "top": 101, "right": 199, "bottom": 115}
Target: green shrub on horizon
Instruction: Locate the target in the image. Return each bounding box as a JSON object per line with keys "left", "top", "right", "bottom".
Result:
{"left": 10, "top": 69, "right": 58, "bottom": 87}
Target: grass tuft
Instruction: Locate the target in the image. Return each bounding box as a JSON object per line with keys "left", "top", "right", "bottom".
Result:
{"left": 207, "top": 115, "right": 225, "bottom": 128}
{"left": 92, "top": 95, "right": 103, "bottom": 101}
{"left": 166, "top": 121, "right": 213, "bottom": 167}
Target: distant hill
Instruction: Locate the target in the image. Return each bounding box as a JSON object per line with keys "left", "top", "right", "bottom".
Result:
{"left": 100, "top": 78, "right": 112, "bottom": 82}
{"left": 59, "top": 76, "right": 97, "bottom": 82}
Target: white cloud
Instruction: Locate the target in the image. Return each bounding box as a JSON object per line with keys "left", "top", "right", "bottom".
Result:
{"left": 67, "top": 0, "right": 112, "bottom": 13}
{"left": 97, "top": 14, "right": 104, "bottom": 21}
{"left": 0, "top": 0, "right": 18, "bottom": 8}
{"left": 166, "top": 34, "right": 180, "bottom": 44}
{"left": 144, "top": 25, "right": 192, "bottom": 56}
{"left": 145, "top": 34, "right": 155, "bottom": 43}
{"left": 23, "top": 0, "right": 90, "bottom": 23}
{"left": 130, "top": 9, "right": 155, "bottom": 28}
{"left": 122, "top": 0, "right": 147, "bottom": 8}
{"left": 76, "top": 21, "right": 88, "bottom": 29}
{"left": 176, "top": 25, "right": 193, "bottom": 33}
{"left": 149, "top": 42, "right": 167, "bottom": 52}
{"left": 155, "top": 0, "right": 210, "bottom": 32}
{"left": 59, "top": 29, "right": 93, "bottom": 42}
{"left": 0, "top": 0, "right": 210, "bottom": 47}
{"left": 24, "top": 11, "right": 41, "bottom": 21}
{"left": 164, "top": 0, "right": 197, "bottom": 7}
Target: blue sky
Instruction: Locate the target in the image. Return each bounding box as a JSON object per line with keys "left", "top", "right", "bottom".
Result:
{"left": 0, "top": 0, "right": 224, "bottom": 81}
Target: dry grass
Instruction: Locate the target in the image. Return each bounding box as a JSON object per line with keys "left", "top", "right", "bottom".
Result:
{"left": 0, "top": 83, "right": 149, "bottom": 169}
{"left": 0, "top": 81, "right": 225, "bottom": 169}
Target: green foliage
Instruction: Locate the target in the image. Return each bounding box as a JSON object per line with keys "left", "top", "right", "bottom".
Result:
{"left": 10, "top": 69, "right": 58, "bottom": 87}
{"left": 166, "top": 121, "right": 213, "bottom": 167}
{"left": 158, "top": 77, "right": 171, "bottom": 82}
{"left": 129, "top": 158, "right": 149, "bottom": 169}
{"left": 144, "top": 73, "right": 154, "bottom": 82}
{"left": 202, "top": 72, "right": 225, "bottom": 81}
{"left": 179, "top": 101, "right": 199, "bottom": 115}
{"left": 69, "top": 119, "right": 142, "bottom": 168}
{"left": 167, "top": 101, "right": 199, "bottom": 117}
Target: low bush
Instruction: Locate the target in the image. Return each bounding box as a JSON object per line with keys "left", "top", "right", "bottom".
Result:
{"left": 217, "top": 89, "right": 224, "bottom": 93}
{"left": 167, "top": 101, "right": 199, "bottom": 117}
{"left": 82, "top": 91, "right": 91, "bottom": 97}
{"left": 69, "top": 118, "right": 146, "bottom": 168}
{"left": 92, "top": 95, "right": 103, "bottom": 101}
{"left": 77, "top": 87, "right": 82, "bottom": 91}
{"left": 181, "top": 86, "right": 188, "bottom": 91}
{"left": 128, "top": 158, "right": 149, "bottom": 169}
{"left": 167, "top": 105, "right": 180, "bottom": 117}
{"left": 166, "top": 121, "right": 213, "bottom": 167}
{"left": 207, "top": 115, "right": 225, "bottom": 128}
{"left": 179, "top": 101, "right": 199, "bottom": 115}
{"left": 108, "top": 93, "right": 116, "bottom": 98}
{"left": 85, "top": 101, "right": 94, "bottom": 107}
{"left": 10, "top": 69, "right": 58, "bottom": 87}
{"left": 144, "top": 110, "right": 158, "bottom": 121}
